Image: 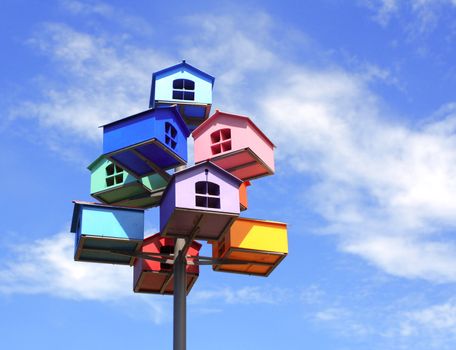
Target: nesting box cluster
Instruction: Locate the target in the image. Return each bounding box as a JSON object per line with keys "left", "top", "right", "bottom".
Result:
{"left": 70, "top": 61, "right": 288, "bottom": 298}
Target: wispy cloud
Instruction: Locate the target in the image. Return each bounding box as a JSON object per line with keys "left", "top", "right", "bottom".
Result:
{"left": 401, "top": 299, "right": 456, "bottom": 336}
{"left": 190, "top": 285, "right": 292, "bottom": 305}
{"left": 11, "top": 22, "right": 171, "bottom": 143}
{"left": 11, "top": 4, "right": 456, "bottom": 284}
{"left": 0, "top": 231, "right": 167, "bottom": 324}
{"left": 364, "top": 0, "right": 456, "bottom": 32}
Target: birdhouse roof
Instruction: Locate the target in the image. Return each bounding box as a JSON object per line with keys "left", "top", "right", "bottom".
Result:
{"left": 152, "top": 60, "right": 215, "bottom": 84}
{"left": 87, "top": 155, "right": 106, "bottom": 171}
{"left": 191, "top": 110, "right": 275, "bottom": 147}
{"left": 160, "top": 161, "right": 243, "bottom": 203}
{"left": 100, "top": 105, "right": 190, "bottom": 137}
{"left": 70, "top": 200, "right": 144, "bottom": 233}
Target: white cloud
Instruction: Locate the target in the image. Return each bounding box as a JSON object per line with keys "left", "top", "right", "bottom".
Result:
{"left": 365, "top": 0, "right": 456, "bottom": 30}
{"left": 0, "top": 231, "right": 167, "bottom": 323}
{"left": 402, "top": 300, "right": 456, "bottom": 334}
{"left": 255, "top": 64, "right": 456, "bottom": 282}
{"left": 398, "top": 299, "right": 456, "bottom": 348}
{"left": 12, "top": 7, "right": 456, "bottom": 283}
{"left": 11, "top": 22, "right": 171, "bottom": 142}
{"left": 190, "top": 286, "right": 291, "bottom": 305}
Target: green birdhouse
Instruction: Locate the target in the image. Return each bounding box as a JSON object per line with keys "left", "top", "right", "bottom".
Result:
{"left": 88, "top": 156, "right": 169, "bottom": 209}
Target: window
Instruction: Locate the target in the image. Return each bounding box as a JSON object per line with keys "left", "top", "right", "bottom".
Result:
{"left": 195, "top": 181, "right": 221, "bottom": 209}
{"left": 165, "top": 122, "right": 177, "bottom": 149}
{"left": 210, "top": 128, "right": 232, "bottom": 155}
{"left": 172, "top": 79, "right": 195, "bottom": 101}
{"left": 105, "top": 163, "right": 124, "bottom": 187}
{"left": 160, "top": 245, "right": 173, "bottom": 270}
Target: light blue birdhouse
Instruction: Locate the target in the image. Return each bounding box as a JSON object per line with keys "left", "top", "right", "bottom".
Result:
{"left": 102, "top": 105, "right": 190, "bottom": 179}
{"left": 149, "top": 61, "right": 215, "bottom": 131}
{"left": 70, "top": 201, "right": 144, "bottom": 265}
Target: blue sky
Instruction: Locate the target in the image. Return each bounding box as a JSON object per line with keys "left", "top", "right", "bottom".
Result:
{"left": 2, "top": 0, "right": 456, "bottom": 349}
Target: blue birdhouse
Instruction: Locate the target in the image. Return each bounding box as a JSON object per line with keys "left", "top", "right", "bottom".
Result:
{"left": 102, "top": 106, "right": 190, "bottom": 179}
{"left": 70, "top": 201, "right": 144, "bottom": 265}
{"left": 149, "top": 61, "right": 215, "bottom": 131}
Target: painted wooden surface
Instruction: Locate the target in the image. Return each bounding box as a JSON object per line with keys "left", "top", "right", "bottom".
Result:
{"left": 150, "top": 61, "right": 214, "bottom": 107}
{"left": 70, "top": 201, "right": 144, "bottom": 265}
{"left": 239, "top": 181, "right": 250, "bottom": 211}
{"left": 133, "top": 233, "right": 201, "bottom": 294}
{"left": 150, "top": 62, "right": 215, "bottom": 132}
{"left": 211, "top": 217, "right": 287, "bottom": 276}
{"left": 192, "top": 111, "right": 275, "bottom": 180}
{"left": 88, "top": 156, "right": 168, "bottom": 208}
{"left": 160, "top": 161, "right": 242, "bottom": 241}
{"left": 102, "top": 106, "right": 190, "bottom": 178}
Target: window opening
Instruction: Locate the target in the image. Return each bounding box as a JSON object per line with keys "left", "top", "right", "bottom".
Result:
{"left": 194, "top": 172, "right": 221, "bottom": 209}
{"left": 172, "top": 79, "right": 195, "bottom": 101}
{"left": 105, "top": 162, "right": 124, "bottom": 187}
{"left": 160, "top": 245, "right": 173, "bottom": 270}
{"left": 165, "top": 122, "right": 177, "bottom": 149}
{"left": 210, "top": 128, "right": 232, "bottom": 155}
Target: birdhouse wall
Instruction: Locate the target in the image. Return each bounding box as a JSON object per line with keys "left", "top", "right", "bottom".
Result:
{"left": 226, "top": 218, "right": 288, "bottom": 254}
{"left": 239, "top": 181, "right": 250, "bottom": 211}
{"left": 159, "top": 178, "right": 176, "bottom": 231}
{"left": 136, "top": 234, "right": 201, "bottom": 274}
{"left": 71, "top": 202, "right": 144, "bottom": 265}
{"left": 211, "top": 217, "right": 287, "bottom": 276}
{"left": 193, "top": 114, "right": 274, "bottom": 174}
{"left": 78, "top": 205, "right": 144, "bottom": 241}
{"left": 102, "top": 109, "right": 188, "bottom": 162}
{"left": 133, "top": 233, "right": 201, "bottom": 294}
{"left": 174, "top": 167, "right": 240, "bottom": 214}
{"left": 153, "top": 69, "right": 213, "bottom": 105}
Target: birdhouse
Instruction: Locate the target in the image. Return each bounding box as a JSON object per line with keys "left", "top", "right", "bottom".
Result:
{"left": 211, "top": 217, "right": 287, "bottom": 276}
{"left": 192, "top": 111, "right": 275, "bottom": 181}
{"left": 70, "top": 201, "right": 144, "bottom": 265}
{"left": 102, "top": 106, "right": 190, "bottom": 179}
{"left": 160, "top": 161, "right": 242, "bottom": 241}
{"left": 133, "top": 233, "right": 201, "bottom": 295}
{"left": 149, "top": 61, "right": 215, "bottom": 131}
{"left": 239, "top": 181, "right": 251, "bottom": 211}
{"left": 88, "top": 156, "right": 168, "bottom": 209}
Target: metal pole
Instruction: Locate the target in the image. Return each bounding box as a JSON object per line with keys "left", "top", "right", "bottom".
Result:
{"left": 173, "top": 237, "right": 187, "bottom": 350}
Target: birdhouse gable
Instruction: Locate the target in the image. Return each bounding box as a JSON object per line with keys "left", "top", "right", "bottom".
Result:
{"left": 192, "top": 111, "right": 276, "bottom": 180}
{"left": 192, "top": 111, "right": 274, "bottom": 148}
{"left": 159, "top": 161, "right": 242, "bottom": 241}
{"left": 150, "top": 61, "right": 215, "bottom": 107}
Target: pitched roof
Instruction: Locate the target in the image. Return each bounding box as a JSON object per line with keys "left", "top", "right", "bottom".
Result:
{"left": 191, "top": 110, "right": 275, "bottom": 147}
{"left": 159, "top": 161, "right": 243, "bottom": 204}
{"left": 99, "top": 105, "right": 190, "bottom": 137}
{"left": 152, "top": 60, "right": 215, "bottom": 84}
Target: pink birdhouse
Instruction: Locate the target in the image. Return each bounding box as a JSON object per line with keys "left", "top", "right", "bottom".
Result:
{"left": 192, "top": 110, "right": 275, "bottom": 181}
{"left": 133, "top": 233, "right": 201, "bottom": 295}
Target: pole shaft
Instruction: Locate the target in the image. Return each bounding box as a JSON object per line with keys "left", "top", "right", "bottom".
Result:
{"left": 173, "top": 237, "right": 187, "bottom": 350}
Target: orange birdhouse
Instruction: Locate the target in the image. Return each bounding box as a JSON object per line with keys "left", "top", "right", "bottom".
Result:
{"left": 239, "top": 181, "right": 250, "bottom": 211}
{"left": 211, "top": 217, "right": 287, "bottom": 276}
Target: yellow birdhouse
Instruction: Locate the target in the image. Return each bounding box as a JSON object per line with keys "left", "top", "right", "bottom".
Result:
{"left": 211, "top": 217, "right": 288, "bottom": 276}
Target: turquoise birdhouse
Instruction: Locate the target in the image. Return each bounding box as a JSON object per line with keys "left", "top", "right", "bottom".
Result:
{"left": 149, "top": 61, "right": 215, "bottom": 131}
{"left": 70, "top": 201, "right": 144, "bottom": 265}
{"left": 88, "top": 156, "right": 168, "bottom": 209}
